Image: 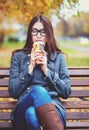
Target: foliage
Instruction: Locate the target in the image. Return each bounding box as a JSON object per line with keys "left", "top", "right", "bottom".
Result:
{"left": 0, "top": 0, "right": 79, "bottom": 46}
{"left": 0, "top": 0, "right": 63, "bottom": 24}
{"left": 0, "top": 0, "right": 78, "bottom": 24}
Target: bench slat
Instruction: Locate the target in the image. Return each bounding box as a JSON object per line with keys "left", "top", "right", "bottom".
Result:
{"left": 0, "top": 122, "right": 89, "bottom": 129}
{"left": 71, "top": 79, "right": 89, "bottom": 86}
{"left": 0, "top": 79, "right": 8, "bottom": 87}
{"left": 1, "top": 68, "right": 89, "bottom": 77}
{"left": 66, "top": 128, "right": 89, "bottom": 130}
{"left": 0, "top": 90, "right": 89, "bottom": 98}
{"left": 0, "top": 78, "right": 89, "bottom": 87}
{"left": 0, "top": 122, "right": 12, "bottom": 128}
{"left": 0, "top": 90, "right": 10, "bottom": 97}
{"left": 66, "top": 122, "right": 89, "bottom": 128}
{"left": 0, "top": 101, "right": 89, "bottom": 109}
{"left": 0, "top": 69, "right": 9, "bottom": 78}
{"left": 69, "top": 68, "right": 89, "bottom": 77}
{"left": 0, "top": 102, "right": 16, "bottom": 109}
{"left": 70, "top": 90, "right": 89, "bottom": 97}
{"left": 0, "top": 112, "right": 89, "bottom": 120}
{"left": 62, "top": 101, "right": 89, "bottom": 109}
{"left": 0, "top": 113, "right": 10, "bottom": 120}
{"left": 66, "top": 112, "right": 89, "bottom": 120}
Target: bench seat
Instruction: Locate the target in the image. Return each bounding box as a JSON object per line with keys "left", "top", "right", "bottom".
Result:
{"left": 0, "top": 68, "right": 89, "bottom": 130}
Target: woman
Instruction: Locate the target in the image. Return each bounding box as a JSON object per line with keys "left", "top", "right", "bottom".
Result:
{"left": 9, "top": 15, "right": 71, "bottom": 130}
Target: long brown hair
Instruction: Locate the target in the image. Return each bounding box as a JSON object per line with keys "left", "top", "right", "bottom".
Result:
{"left": 14, "top": 15, "right": 62, "bottom": 56}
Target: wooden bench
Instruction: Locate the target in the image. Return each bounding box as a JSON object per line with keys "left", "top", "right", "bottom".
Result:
{"left": 0, "top": 67, "right": 89, "bottom": 130}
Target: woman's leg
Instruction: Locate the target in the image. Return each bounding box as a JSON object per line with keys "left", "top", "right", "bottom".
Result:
{"left": 29, "top": 86, "right": 64, "bottom": 130}
{"left": 15, "top": 94, "right": 32, "bottom": 130}
{"left": 14, "top": 86, "right": 52, "bottom": 130}
{"left": 15, "top": 86, "right": 64, "bottom": 130}
{"left": 36, "top": 104, "right": 64, "bottom": 130}
{"left": 29, "top": 86, "right": 52, "bottom": 108}
{"left": 25, "top": 86, "right": 53, "bottom": 130}
{"left": 25, "top": 106, "right": 40, "bottom": 130}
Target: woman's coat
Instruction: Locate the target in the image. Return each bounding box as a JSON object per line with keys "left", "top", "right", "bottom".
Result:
{"left": 9, "top": 51, "right": 71, "bottom": 127}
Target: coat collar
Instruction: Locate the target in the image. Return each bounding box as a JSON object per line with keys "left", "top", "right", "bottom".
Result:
{"left": 50, "top": 51, "right": 57, "bottom": 61}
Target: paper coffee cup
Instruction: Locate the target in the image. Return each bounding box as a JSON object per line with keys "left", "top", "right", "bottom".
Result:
{"left": 33, "top": 42, "right": 45, "bottom": 63}
{"left": 33, "top": 42, "right": 45, "bottom": 51}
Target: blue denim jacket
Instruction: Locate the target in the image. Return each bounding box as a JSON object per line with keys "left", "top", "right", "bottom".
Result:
{"left": 8, "top": 51, "right": 71, "bottom": 126}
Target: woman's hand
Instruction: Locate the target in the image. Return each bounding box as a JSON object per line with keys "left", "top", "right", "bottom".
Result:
{"left": 36, "top": 49, "right": 48, "bottom": 75}
{"left": 29, "top": 46, "right": 37, "bottom": 73}
{"left": 29, "top": 47, "right": 48, "bottom": 75}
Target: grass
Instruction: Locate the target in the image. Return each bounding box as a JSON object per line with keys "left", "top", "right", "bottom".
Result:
{"left": 67, "top": 57, "right": 89, "bottom": 67}
{"left": 0, "top": 41, "right": 25, "bottom": 67}
{"left": 2, "top": 41, "right": 24, "bottom": 50}
{"left": 0, "top": 39, "right": 89, "bottom": 67}
{"left": 58, "top": 39, "right": 89, "bottom": 67}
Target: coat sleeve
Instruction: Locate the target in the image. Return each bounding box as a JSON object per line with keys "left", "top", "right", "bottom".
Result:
{"left": 46, "top": 54, "right": 71, "bottom": 99}
{"left": 8, "top": 52, "right": 33, "bottom": 99}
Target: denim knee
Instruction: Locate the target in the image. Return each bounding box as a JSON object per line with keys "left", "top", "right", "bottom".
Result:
{"left": 30, "top": 86, "right": 52, "bottom": 108}
{"left": 25, "top": 106, "right": 40, "bottom": 127}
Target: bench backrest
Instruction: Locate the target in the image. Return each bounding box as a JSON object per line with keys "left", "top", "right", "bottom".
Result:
{"left": 0, "top": 68, "right": 89, "bottom": 130}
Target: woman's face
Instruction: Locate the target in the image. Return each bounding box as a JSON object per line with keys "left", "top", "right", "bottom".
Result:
{"left": 31, "top": 21, "right": 47, "bottom": 44}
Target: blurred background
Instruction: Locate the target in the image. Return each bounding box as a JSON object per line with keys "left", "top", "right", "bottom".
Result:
{"left": 0, "top": 0, "right": 89, "bottom": 67}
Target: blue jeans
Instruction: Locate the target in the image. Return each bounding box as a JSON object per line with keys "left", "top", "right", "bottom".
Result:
{"left": 15, "top": 86, "right": 64, "bottom": 130}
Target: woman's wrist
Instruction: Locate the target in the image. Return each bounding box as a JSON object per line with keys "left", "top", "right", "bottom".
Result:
{"left": 28, "top": 65, "right": 34, "bottom": 74}
{"left": 44, "top": 68, "right": 48, "bottom": 76}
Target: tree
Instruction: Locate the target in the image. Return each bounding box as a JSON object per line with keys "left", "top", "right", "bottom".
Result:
{"left": 0, "top": 0, "right": 62, "bottom": 24}
{"left": 0, "top": 0, "right": 78, "bottom": 24}
{"left": 0, "top": 0, "right": 78, "bottom": 45}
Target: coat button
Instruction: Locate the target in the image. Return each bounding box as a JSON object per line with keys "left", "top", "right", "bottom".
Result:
{"left": 27, "top": 87, "right": 30, "bottom": 90}
{"left": 44, "top": 77, "right": 46, "bottom": 80}
{"left": 54, "top": 80, "right": 56, "bottom": 84}
{"left": 27, "top": 62, "right": 29, "bottom": 65}
{"left": 21, "top": 77, "right": 25, "bottom": 81}
{"left": 48, "top": 64, "right": 49, "bottom": 67}
{"left": 28, "top": 54, "right": 30, "bottom": 56}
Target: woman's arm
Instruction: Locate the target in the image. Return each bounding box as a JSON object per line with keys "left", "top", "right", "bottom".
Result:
{"left": 46, "top": 54, "right": 71, "bottom": 99}
{"left": 9, "top": 52, "right": 33, "bottom": 99}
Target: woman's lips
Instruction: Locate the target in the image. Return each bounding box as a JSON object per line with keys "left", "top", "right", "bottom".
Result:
{"left": 36, "top": 40, "right": 43, "bottom": 42}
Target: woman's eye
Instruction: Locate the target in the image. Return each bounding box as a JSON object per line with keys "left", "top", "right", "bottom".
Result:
{"left": 32, "top": 29, "right": 37, "bottom": 33}
{"left": 41, "top": 30, "right": 46, "bottom": 33}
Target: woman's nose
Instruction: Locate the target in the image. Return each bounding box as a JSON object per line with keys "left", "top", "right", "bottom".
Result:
{"left": 37, "top": 32, "right": 41, "bottom": 37}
